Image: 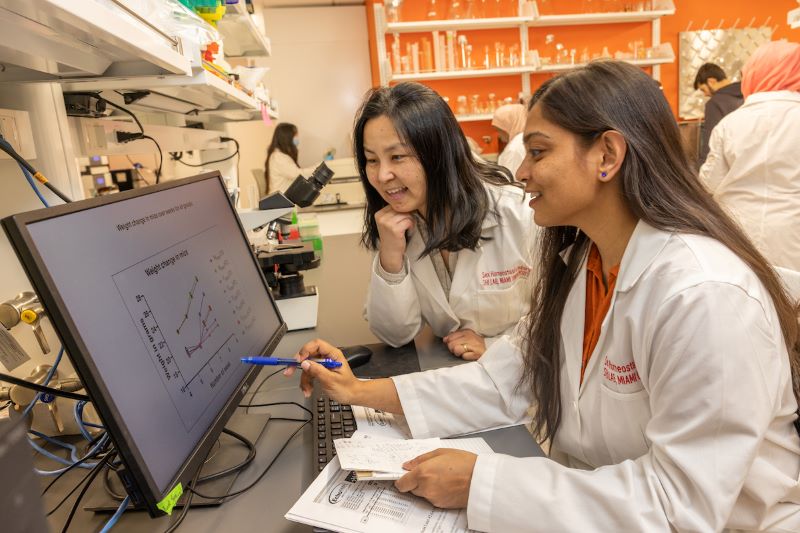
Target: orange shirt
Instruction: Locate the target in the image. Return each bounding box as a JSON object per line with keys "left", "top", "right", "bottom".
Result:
{"left": 581, "top": 244, "right": 620, "bottom": 384}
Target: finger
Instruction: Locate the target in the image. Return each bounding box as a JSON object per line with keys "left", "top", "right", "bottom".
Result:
{"left": 394, "top": 470, "right": 418, "bottom": 493}
{"left": 299, "top": 369, "right": 314, "bottom": 398}
{"left": 461, "top": 350, "right": 481, "bottom": 361}
{"left": 298, "top": 338, "right": 341, "bottom": 361}
{"left": 402, "top": 449, "right": 440, "bottom": 469}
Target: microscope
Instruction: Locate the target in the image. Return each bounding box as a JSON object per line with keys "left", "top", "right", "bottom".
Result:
{"left": 242, "top": 162, "right": 333, "bottom": 331}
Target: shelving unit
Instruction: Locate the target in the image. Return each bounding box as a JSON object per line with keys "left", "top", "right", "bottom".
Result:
{"left": 374, "top": 0, "right": 676, "bottom": 98}
{"left": 218, "top": 1, "right": 272, "bottom": 58}
{"left": 63, "top": 70, "right": 260, "bottom": 113}
{"left": 0, "top": 0, "right": 192, "bottom": 82}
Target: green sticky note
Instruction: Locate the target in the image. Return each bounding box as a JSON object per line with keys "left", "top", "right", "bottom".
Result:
{"left": 156, "top": 483, "right": 183, "bottom": 516}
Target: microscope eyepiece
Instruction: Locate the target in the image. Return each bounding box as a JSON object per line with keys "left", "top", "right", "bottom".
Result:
{"left": 283, "top": 162, "right": 333, "bottom": 207}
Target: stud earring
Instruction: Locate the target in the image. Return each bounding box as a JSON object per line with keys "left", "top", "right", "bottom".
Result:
{"left": 601, "top": 171, "right": 608, "bottom": 178}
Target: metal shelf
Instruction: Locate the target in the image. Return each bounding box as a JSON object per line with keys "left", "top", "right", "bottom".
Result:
{"left": 0, "top": 0, "right": 192, "bottom": 82}
{"left": 381, "top": 1, "right": 675, "bottom": 33}
{"left": 386, "top": 16, "right": 530, "bottom": 33}
{"left": 63, "top": 70, "right": 260, "bottom": 112}
{"left": 391, "top": 66, "right": 533, "bottom": 82}
{"left": 389, "top": 54, "right": 674, "bottom": 82}
{"left": 529, "top": 3, "right": 675, "bottom": 27}
{"left": 218, "top": 2, "right": 272, "bottom": 58}
{"left": 456, "top": 113, "right": 493, "bottom": 122}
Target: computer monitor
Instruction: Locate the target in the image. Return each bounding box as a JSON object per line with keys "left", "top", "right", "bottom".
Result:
{"left": 2, "top": 171, "right": 286, "bottom": 516}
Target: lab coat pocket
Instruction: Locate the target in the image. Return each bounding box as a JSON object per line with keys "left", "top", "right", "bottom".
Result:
{"left": 599, "top": 385, "right": 651, "bottom": 463}
{"left": 475, "top": 280, "right": 528, "bottom": 336}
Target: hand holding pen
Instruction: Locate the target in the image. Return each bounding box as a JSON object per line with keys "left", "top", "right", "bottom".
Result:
{"left": 281, "top": 339, "right": 361, "bottom": 402}
{"left": 241, "top": 356, "right": 342, "bottom": 369}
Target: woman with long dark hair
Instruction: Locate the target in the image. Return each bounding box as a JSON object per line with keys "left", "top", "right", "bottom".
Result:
{"left": 354, "top": 82, "right": 536, "bottom": 359}
{"left": 289, "top": 62, "right": 800, "bottom": 531}
{"left": 264, "top": 122, "right": 315, "bottom": 194}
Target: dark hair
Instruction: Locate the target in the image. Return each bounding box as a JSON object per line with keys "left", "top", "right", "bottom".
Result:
{"left": 353, "top": 82, "right": 515, "bottom": 256}
{"left": 264, "top": 122, "right": 298, "bottom": 194}
{"left": 521, "top": 60, "right": 800, "bottom": 444}
{"left": 693, "top": 63, "right": 728, "bottom": 89}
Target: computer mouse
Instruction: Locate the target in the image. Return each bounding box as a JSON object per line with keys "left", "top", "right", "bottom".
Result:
{"left": 339, "top": 345, "right": 373, "bottom": 368}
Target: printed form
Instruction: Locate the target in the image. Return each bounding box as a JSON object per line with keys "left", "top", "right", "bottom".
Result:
{"left": 286, "top": 456, "right": 482, "bottom": 533}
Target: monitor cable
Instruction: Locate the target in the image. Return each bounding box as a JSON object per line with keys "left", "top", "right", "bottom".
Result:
{"left": 243, "top": 367, "right": 283, "bottom": 414}
{"left": 59, "top": 452, "right": 114, "bottom": 533}
{"left": 186, "top": 419, "right": 309, "bottom": 502}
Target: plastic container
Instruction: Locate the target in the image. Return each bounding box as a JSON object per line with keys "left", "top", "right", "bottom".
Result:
{"left": 298, "top": 215, "right": 323, "bottom": 257}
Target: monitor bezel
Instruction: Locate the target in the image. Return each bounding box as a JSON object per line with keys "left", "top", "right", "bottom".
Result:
{"left": 2, "top": 171, "right": 287, "bottom": 516}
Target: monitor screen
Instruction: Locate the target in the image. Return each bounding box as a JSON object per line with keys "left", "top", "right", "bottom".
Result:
{"left": 2, "top": 172, "right": 286, "bottom": 515}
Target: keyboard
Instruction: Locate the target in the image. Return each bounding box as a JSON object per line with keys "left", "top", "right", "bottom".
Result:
{"left": 313, "top": 393, "right": 357, "bottom": 472}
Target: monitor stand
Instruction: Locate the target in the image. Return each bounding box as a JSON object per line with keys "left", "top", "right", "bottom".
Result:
{"left": 84, "top": 410, "right": 270, "bottom": 513}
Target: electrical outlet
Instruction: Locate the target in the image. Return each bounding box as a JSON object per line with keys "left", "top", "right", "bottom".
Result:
{"left": 0, "top": 108, "right": 36, "bottom": 160}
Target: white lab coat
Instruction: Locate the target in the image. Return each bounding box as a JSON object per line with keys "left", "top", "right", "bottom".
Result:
{"left": 365, "top": 182, "right": 536, "bottom": 348}
{"left": 699, "top": 90, "right": 800, "bottom": 271}
{"left": 267, "top": 151, "right": 316, "bottom": 194}
{"left": 497, "top": 132, "right": 526, "bottom": 179}
{"left": 392, "top": 221, "right": 800, "bottom": 532}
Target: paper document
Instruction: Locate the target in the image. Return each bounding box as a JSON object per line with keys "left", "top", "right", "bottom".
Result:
{"left": 351, "top": 405, "right": 411, "bottom": 439}
{"left": 335, "top": 438, "right": 442, "bottom": 474}
{"left": 286, "top": 457, "right": 481, "bottom": 533}
{"left": 335, "top": 437, "right": 493, "bottom": 479}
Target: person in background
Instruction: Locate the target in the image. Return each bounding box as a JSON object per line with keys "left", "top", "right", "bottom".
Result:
{"left": 693, "top": 62, "right": 743, "bottom": 164}
{"left": 700, "top": 41, "right": 800, "bottom": 271}
{"left": 289, "top": 61, "right": 800, "bottom": 532}
{"left": 264, "top": 122, "right": 316, "bottom": 194}
{"left": 355, "top": 82, "right": 536, "bottom": 360}
{"left": 491, "top": 103, "right": 528, "bottom": 177}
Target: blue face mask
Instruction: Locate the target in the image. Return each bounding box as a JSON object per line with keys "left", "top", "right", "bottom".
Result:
{"left": 292, "top": 137, "right": 300, "bottom": 147}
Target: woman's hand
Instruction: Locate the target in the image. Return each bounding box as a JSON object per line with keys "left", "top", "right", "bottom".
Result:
{"left": 443, "top": 329, "right": 486, "bottom": 360}
{"left": 375, "top": 205, "right": 415, "bottom": 274}
{"left": 394, "top": 449, "right": 478, "bottom": 509}
{"left": 284, "top": 338, "right": 362, "bottom": 405}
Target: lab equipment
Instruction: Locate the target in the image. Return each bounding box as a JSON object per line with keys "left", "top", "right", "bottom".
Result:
{"left": 2, "top": 171, "right": 286, "bottom": 517}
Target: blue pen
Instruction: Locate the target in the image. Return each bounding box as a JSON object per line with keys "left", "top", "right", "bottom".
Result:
{"left": 240, "top": 356, "right": 342, "bottom": 369}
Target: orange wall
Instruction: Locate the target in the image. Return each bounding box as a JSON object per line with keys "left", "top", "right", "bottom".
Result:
{"left": 364, "top": 0, "right": 798, "bottom": 153}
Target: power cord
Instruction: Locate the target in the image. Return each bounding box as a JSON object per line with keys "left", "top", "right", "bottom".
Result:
{"left": 0, "top": 372, "right": 90, "bottom": 402}
{"left": 0, "top": 135, "right": 73, "bottom": 203}
{"left": 59, "top": 452, "right": 114, "bottom": 533}
{"left": 65, "top": 92, "right": 163, "bottom": 183}
{"left": 140, "top": 135, "right": 163, "bottom": 183}
{"left": 186, "top": 420, "right": 309, "bottom": 502}
{"left": 242, "top": 366, "right": 286, "bottom": 414}
{"left": 170, "top": 137, "right": 240, "bottom": 168}
{"left": 238, "top": 400, "right": 313, "bottom": 417}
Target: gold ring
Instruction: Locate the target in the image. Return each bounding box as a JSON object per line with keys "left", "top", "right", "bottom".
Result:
{"left": 462, "top": 343, "right": 468, "bottom": 352}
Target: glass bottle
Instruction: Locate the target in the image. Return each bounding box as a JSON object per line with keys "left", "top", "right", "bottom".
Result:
{"left": 426, "top": 0, "right": 440, "bottom": 19}
{"left": 447, "top": 0, "right": 466, "bottom": 19}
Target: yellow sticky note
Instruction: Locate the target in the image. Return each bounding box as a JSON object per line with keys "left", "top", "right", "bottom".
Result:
{"left": 156, "top": 483, "right": 183, "bottom": 516}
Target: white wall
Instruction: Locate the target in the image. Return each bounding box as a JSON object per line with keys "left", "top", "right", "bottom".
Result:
{"left": 0, "top": 83, "right": 81, "bottom": 378}
{"left": 262, "top": 5, "right": 372, "bottom": 167}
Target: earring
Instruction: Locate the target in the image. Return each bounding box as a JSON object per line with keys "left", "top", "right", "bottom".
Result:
{"left": 601, "top": 171, "right": 608, "bottom": 178}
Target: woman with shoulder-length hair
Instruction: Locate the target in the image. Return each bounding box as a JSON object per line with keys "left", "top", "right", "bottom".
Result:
{"left": 264, "top": 122, "right": 317, "bottom": 194}
{"left": 353, "top": 82, "right": 537, "bottom": 359}
{"left": 289, "top": 62, "right": 800, "bottom": 532}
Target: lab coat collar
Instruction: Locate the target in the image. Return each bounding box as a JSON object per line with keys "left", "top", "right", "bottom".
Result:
{"left": 742, "top": 90, "right": 800, "bottom": 108}
{"left": 614, "top": 220, "right": 671, "bottom": 293}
